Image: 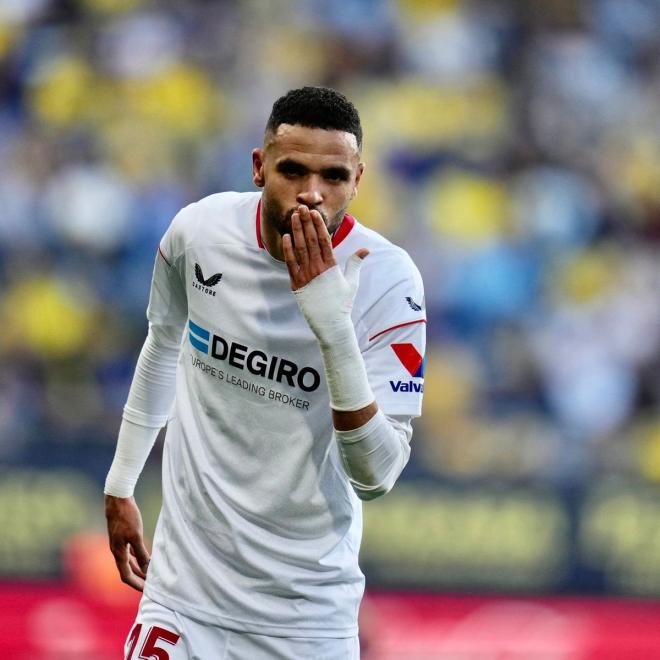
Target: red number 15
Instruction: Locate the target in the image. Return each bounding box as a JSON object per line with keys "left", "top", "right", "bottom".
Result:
{"left": 126, "top": 624, "right": 181, "bottom": 660}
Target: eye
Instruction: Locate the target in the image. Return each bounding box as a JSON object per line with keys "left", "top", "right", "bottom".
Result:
{"left": 324, "top": 169, "right": 349, "bottom": 182}
{"left": 277, "top": 162, "right": 306, "bottom": 178}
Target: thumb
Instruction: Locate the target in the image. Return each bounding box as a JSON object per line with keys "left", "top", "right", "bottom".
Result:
{"left": 344, "top": 249, "right": 369, "bottom": 292}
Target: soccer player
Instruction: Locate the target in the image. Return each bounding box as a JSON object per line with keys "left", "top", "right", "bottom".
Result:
{"left": 105, "top": 86, "right": 425, "bottom": 659}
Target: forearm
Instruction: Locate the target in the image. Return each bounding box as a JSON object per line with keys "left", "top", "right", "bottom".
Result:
{"left": 332, "top": 401, "right": 378, "bottom": 431}
{"left": 104, "top": 420, "right": 161, "bottom": 497}
{"left": 335, "top": 410, "right": 411, "bottom": 501}
{"left": 104, "top": 323, "right": 182, "bottom": 497}
{"left": 283, "top": 210, "right": 413, "bottom": 498}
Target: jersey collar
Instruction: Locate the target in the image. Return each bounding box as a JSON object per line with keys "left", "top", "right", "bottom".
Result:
{"left": 256, "top": 198, "right": 356, "bottom": 250}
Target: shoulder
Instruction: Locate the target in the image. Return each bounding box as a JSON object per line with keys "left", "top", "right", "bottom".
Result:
{"left": 347, "top": 222, "right": 422, "bottom": 289}
{"left": 165, "top": 191, "right": 261, "bottom": 256}
{"left": 193, "top": 190, "right": 261, "bottom": 216}
{"left": 174, "top": 191, "right": 260, "bottom": 230}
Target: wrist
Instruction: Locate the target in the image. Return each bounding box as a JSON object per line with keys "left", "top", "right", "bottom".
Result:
{"left": 315, "top": 316, "right": 354, "bottom": 349}
{"left": 317, "top": 328, "right": 375, "bottom": 412}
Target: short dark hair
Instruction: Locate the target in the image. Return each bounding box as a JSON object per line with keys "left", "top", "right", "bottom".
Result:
{"left": 265, "top": 86, "right": 363, "bottom": 150}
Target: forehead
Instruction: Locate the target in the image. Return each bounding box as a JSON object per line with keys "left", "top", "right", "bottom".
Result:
{"left": 265, "top": 124, "right": 360, "bottom": 165}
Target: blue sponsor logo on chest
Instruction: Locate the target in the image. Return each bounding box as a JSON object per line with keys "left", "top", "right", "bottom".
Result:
{"left": 188, "top": 318, "right": 321, "bottom": 392}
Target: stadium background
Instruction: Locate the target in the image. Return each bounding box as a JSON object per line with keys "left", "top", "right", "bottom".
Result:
{"left": 1, "top": 0, "right": 660, "bottom": 657}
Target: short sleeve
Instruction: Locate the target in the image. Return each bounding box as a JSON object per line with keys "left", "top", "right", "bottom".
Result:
{"left": 355, "top": 251, "right": 426, "bottom": 416}
{"left": 146, "top": 209, "right": 189, "bottom": 328}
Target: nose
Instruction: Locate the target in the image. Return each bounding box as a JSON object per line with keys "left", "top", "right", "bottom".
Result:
{"left": 296, "top": 177, "right": 323, "bottom": 208}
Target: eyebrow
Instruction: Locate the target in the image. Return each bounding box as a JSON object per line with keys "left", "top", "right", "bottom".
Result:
{"left": 276, "top": 158, "right": 351, "bottom": 181}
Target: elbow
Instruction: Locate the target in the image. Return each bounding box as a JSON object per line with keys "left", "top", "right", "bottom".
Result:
{"left": 351, "top": 476, "right": 396, "bottom": 501}
{"left": 356, "top": 487, "right": 387, "bottom": 502}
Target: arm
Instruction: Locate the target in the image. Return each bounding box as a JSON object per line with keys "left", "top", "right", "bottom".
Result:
{"left": 104, "top": 322, "right": 182, "bottom": 590}
{"left": 104, "top": 228, "right": 188, "bottom": 590}
{"left": 283, "top": 206, "right": 412, "bottom": 499}
{"left": 335, "top": 412, "right": 413, "bottom": 500}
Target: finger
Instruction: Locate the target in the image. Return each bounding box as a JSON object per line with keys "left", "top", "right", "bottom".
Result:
{"left": 300, "top": 207, "right": 322, "bottom": 262}
{"left": 344, "top": 250, "right": 369, "bottom": 291}
{"left": 291, "top": 212, "right": 308, "bottom": 265}
{"left": 131, "top": 537, "right": 151, "bottom": 573}
{"left": 112, "top": 542, "right": 145, "bottom": 591}
{"left": 282, "top": 234, "right": 302, "bottom": 288}
{"left": 310, "top": 211, "right": 334, "bottom": 263}
{"left": 129, "top": 545, "right": 148, "bottom": 577}
{"left": 129, "top": 554, "right": 146, "bottom": 579}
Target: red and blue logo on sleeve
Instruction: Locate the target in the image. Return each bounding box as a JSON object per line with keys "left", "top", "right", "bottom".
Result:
{"left": 390, "top": 343, "right": 425, "bottom": 392}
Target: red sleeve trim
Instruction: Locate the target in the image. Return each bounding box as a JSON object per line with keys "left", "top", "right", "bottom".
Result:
{"left": 158, "top": 245, "right": 172, "bottom": 267}
{"left": 368, "top": 319, "right": 426, "bottom": 342}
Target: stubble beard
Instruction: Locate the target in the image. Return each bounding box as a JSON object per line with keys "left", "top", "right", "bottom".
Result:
{"left": 263, "top": 198, "right": 346, "bottom": 240}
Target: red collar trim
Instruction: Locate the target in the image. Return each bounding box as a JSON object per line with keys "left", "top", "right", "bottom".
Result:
{"left": 332, "top": 213, "right": 356, "bottom": 247}
{"left": 256, "top": 199, "right": 356, "bottom": 250}
{"left": 256, "top": 198, "right": 264, "bottom": 248}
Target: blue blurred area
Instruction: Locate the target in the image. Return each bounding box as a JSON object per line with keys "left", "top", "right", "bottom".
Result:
{"left": 1, "top": 0, "right": 660, "bottom": 595}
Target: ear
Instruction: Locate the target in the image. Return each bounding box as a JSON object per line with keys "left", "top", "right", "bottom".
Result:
{"left": 252, "top": 148, "right": 265, "bottom": 188}
{"left": 351, "top": 162, "right": 365, "bottom": 199}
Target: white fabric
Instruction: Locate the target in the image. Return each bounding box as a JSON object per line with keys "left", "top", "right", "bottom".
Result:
{"left": 105, "top": 323, "right": 182, "bottom": 497}
{"left": 335, "top": 409, "right": 411, "bottom": 501}
{"left": 122, "top": 323, "right": 182, "bottom": 428}
{"left": 129, "top": 595, "right": 360, "bottom": 659}
{"left": 293, "top": 260, "right": 374, "bottom": 411}
{"left": 118, "top": 191, "right": 424, "bottom": 638}
{"left": 104, "top": 420, "right": 160, "bottom": 498}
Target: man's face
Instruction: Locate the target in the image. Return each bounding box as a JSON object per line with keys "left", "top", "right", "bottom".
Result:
{"left": 252, "top": 124, "right": 364, "bottom": 237}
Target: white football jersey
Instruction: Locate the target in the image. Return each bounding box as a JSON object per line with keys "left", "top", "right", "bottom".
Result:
{"left": 143, "top": 191, "right": 425, "bottom": 638}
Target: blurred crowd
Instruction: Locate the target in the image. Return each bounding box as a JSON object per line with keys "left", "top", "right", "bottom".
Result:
{"left": 1, "top": 0, "right": 660, "bottom": 493}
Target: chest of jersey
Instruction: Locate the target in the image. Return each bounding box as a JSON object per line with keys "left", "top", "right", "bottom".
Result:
{"left": 183, "top": 243, "right": 325, "bottom": 406}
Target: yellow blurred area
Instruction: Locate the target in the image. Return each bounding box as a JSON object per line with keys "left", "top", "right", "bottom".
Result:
{"left": 362, "top": 80, "right": 508, "bottom": 150}
{"left": 618, "top": 135, "right": 660, "bottom": 205}
{"left": 428, "top": 170, "right": 512, "bottom": 242}
{"left": 416, "top": 346, "right": 480, "bottom": 475}
{"left": 634, "top": 419, "right": 660, "bottom": 483}
{"left": 78, "top": 0, "right": 144, "bottom": 14}
{"left": 261, "top": 30, "right": 327, "bottom": 80}
{"left": 347, "top": 157, "right": 400, "bottom": 235}
{"left": 29, "top": 56, "right": 223, "bottom": 142}
{"left": 121, "top": 64, "right": 224, "bottom": 138}
{"left": 553, "top": 248, "right": 619, "bottom": 304}
{"left": 397, "top": 0, "right": 462, "bottom": 22}
{"left": 29, "top": 56, "right": 100, "bottom": 127}
{"left": 0, "top": 22, "right": 21, "bottom": 60}
{"left": 420, "top": 412, "right": 560, "bottom": 480}
{"left": 423, "top": 345, "right": 481, "bottom": 420}
{"left": 101, "top": 116, "right": 183, "bottom": 182}
{"left": 1, "top": 278, "right": 96, "bottom": 358}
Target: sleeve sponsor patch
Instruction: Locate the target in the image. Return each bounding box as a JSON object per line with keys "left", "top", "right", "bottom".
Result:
{"left": 391, "top": 343, "right": 425, "bottom": 378}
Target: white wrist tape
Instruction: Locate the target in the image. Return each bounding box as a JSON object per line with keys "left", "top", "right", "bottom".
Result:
{"left": 293, "top": 256, "right": 374, "bottom": 411}
{"left": 104, "top": 419, "right": 160, "bottom": 497}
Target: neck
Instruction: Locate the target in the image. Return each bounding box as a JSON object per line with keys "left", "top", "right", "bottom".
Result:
{"left": 257, "top": 198, "right": 285, "bottom": 262}
{"left": 260, "top": 215, "right": 285, "bottom": 262}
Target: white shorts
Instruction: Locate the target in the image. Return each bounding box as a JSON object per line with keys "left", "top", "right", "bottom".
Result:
{"left": 124, "top": 595, "right": 360, "bottom": 660}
